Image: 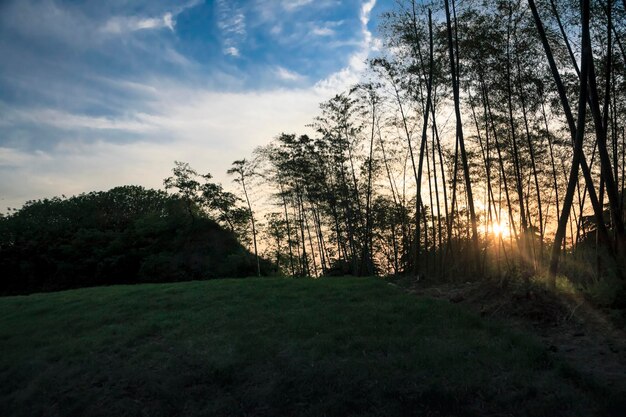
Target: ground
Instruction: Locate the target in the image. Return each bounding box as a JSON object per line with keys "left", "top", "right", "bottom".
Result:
{"left": 0, "top": 277, "right": 623, "bottom": 416}
{"left": 397, "top": 277, "right": 626, "bottom": 401}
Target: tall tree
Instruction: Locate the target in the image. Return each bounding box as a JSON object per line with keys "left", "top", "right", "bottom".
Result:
{"left": 228, "top": 159, "right": 261, "bottom": 277}
{"left": 444, "top": 0, "right": 480, "bottom": 272}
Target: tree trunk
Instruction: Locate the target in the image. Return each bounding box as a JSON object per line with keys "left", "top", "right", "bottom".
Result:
{"left": 445, "top": 0, "right": 480, "bottom": 275}
{"left": 528, "top": 0, "right": 613, "bottom": 256}
{"left": 548, "top": 0, "right": 591, "bottom": 285}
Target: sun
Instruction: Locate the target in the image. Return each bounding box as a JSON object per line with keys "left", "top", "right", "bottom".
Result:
{"left": 490, "top": 221, "right": 509, "bottom": 238}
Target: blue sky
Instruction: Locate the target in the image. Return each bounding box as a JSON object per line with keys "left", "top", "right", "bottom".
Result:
{"left": 0, "top": 0, "right": 392, "bottom": 211}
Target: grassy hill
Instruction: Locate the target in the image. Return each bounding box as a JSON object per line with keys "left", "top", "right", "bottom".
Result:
{"left": 0, "top": 277, "right": 617, "bottom": 416}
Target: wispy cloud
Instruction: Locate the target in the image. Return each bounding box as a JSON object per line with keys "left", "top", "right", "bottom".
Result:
{"left": 101, "top": 1, "right": 202, "bottom": 36}
{"left": 0, "top": 83, "right": 325, "bottom": 209}
{"left": 310, "top": 20, "right": 343, "bottom": 37}
{"left": 282, "top": 0, "right": 315, "bottom": 11}
{"left": 1, "top": 107, "right": 157, "bottom": 133}
{"left": 224, "top": 46, "right": 241, "bottom": 57}
{"left": 101, "top": 12, "right": 175, "bottom": 34}
{"left": 275, "top": 66, "right": 306, "bottom": 82}
{"left": 311, "top": 26, "right": 335, "bottom": 36}
{"left": 360, "top": 0, "right": 377, "bottom": 26}
{"left": 216, "top": 0, "right": 247, "bottom": 57}
{"left": 314, "top": 0, "right": 378, "bottom": 93}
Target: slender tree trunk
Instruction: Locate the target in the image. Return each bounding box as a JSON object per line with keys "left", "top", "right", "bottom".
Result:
{"left": 549, "top": 0, "right": 591, "bottom": 284}
{"left": 386, "top": 67, "right": 420, "bottom": 273}
{"left": 363, "top": 90, "right": 377, "bottom": 276}
{"left": 240, "top": 177, "right": 261, "bottom": 277}
{"left": 279, "top": 183, "right": 295, "bottom": 277}
{"left": 469, "top": 91, "right": 496, "bottom": 271}
{"left": 431, "top": 90, "right": 451, "bottom": 275}
{"left": 482, "top": 77, "right": 519, "bottom": 241}
{"left": 322, "top": 162, "right": 347, "bottom": 263}
{"left": 550, "top": 0, "right": 580, "bottom": 77}
{"left": 415, "top": 9, "right": 435, "bottom": 275}
{"left": 377, "top": 121, "right": 401, "bottom": 273}
{"left": 426, "top": 140, "right": 437, "bottom": 269}
{"left": 505, "top": 8, "right": 529, "bottom": 274}
{"left": 296, "top": 188, "right": 309, "bottom": 277}
{"left": 541, "top": 99, "right": 561, "bottom": 240}
{"left": 311, "top": 203, "right": 328, "bottom": 275}
{"left": 431, "top": 121, "right": 444, "bottom": 276}
{"left": 303, "top": 202, "right": 318, "bottom": 276}
{"left": 529, "top": 0, "right": 613, "bottom": 254}
{"left": 516, "top": 55, "right": 544, "bottom": 266}
{"left": 446, "top": 129, "right": 460, "bottom": 265}
{"left": 586, "top": 19, "right": 626, "bottom": 258}
{"left": 445, "top": 0, "right": 479, "bottom": 275}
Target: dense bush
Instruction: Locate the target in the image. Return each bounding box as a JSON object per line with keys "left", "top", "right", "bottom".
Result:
{"left": 0, "top": 186, "right": 273, "bottom": 295}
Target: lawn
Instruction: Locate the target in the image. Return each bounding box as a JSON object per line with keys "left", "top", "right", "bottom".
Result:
{"left": 0, "top": 277, "right": 612, "bottom": 416}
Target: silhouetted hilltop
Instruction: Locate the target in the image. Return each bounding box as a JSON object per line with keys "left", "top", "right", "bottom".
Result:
{"left": 0, "top": 185, "right": 273, "bottom": 295}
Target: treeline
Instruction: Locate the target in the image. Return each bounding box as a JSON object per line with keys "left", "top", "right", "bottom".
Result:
{"left": 230, "top": 0, "right": 626, "bottom": 303}
{"left": 0, "top": 181, "right": 272, "bottom": 295}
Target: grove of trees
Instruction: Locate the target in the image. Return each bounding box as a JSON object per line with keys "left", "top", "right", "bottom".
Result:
{"left": 0, "top": 171, "right": 273, "bottom": 295}
{"left": 230, "top": 0, "right": 626, "bottom": 305}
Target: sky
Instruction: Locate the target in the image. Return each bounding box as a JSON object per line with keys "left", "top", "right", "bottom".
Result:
{"left": 0, "top": 0, "right": 393, "bottom": 212}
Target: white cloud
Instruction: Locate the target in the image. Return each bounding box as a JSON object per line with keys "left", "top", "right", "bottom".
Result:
{"left": 225, "top": 47, "right": 240, "bottom": 57}
{"left": 220, "top": 13, "right": 246, "bottom": 37}
{"left": 217, "top": 0, "right": 247, "bottom": 56}
{"left": 282, "top": 0, "right": 315, "bottom": 11}
{"left": 100, "top": 1, "right": 203, "bottom": 36}
{"left": 360, "top": 0, "right": 377, "bottom": 26}
{"left": 314, "top": 0, "right": 377, "bottom": 94}
{"left": 275, "top": 66, "right": 306, "bottom": 82}
{"left": 311, "top": 26, "right": 335, "bottom": 36}
{"left": 309, "top": 20, "right": 344, "bottom": 37}
{"left": 1, "top": 107, "right": 157, "bottom": 133}
{"left": 163, "top": 12, "right": 174, "bottom": 30}
{"left": 0, "top": 84, "right": 326, "bottom": 211}
{"left": 101, "top": 12, "right": 176, "bottom": 34}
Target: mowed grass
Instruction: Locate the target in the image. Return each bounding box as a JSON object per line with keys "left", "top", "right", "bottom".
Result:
{"left": 0, "top": 277, "right": 608, "bottom": 416}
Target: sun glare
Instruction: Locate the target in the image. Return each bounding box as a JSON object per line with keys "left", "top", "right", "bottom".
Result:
{"left": 491, "top": 222, "right": 509, "bottom": 238}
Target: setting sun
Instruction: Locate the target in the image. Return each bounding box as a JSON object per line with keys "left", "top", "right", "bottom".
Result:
{"left": 491, "top": 222, "right": 510, "bottom": 238}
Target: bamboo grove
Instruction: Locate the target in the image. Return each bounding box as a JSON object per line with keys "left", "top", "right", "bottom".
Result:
{"left": 227, "top": 0, "right": 626, "bottom": 286}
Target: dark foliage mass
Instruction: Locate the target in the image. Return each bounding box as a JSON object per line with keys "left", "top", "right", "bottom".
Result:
{"left": 0, "top": 186, "right": 272, "bottom": 295}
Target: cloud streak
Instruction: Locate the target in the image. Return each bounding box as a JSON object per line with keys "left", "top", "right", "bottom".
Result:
{"left": 101, "top": 12, "right": 175, "bottom": 34}
{"left": 275, "top": 66, "right": 306, "bottom": 82}
{"left": 216, "top": 0, "right": 247, "bottom": 57}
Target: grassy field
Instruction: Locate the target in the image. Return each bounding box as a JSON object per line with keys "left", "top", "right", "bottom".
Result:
{"left": 0, "top": 277, "right": 616, "bottom": 416}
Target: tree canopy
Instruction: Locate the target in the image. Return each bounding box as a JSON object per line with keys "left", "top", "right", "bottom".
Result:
{"left": 0, "top": 184, "right": 272, "bottom": 295}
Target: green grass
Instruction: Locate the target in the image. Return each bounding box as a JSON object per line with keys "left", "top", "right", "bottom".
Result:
{"left": 0, "top": 277, "right": 608, "bottom": 416}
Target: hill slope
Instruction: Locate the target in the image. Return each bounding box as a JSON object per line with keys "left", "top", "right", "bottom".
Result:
{"left": 0, "top": 278, "right": 617, "bottom": 416}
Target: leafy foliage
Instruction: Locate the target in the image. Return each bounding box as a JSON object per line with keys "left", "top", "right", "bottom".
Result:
{"left": 0, "top": 185, "right": 272, "bottom": 295}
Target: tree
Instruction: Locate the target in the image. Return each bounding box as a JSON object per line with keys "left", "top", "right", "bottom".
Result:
{"left": 0, "top": 185, "right": 267, "bottom": 294}
{"left": 228, "top": 159, "right": 261, "bottom": 277}
{"left": 444, "top": 0, "right": 480, "bottom": 273}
